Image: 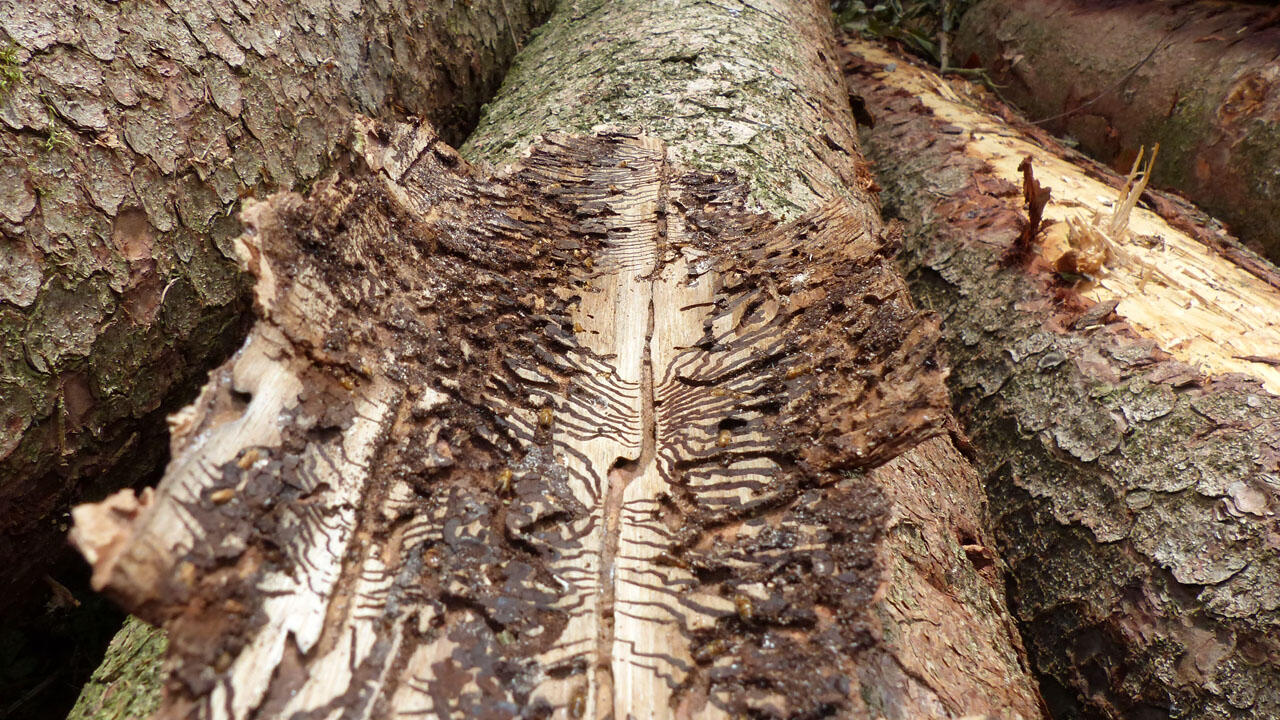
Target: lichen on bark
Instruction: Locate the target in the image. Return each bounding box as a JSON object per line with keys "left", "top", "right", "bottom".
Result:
{"left": 67, "top": 616, "right": 168, "bottom": 720}
{"left": 0, "top": 0, "right": 553, "bottom": 715}
{"left": 462, "top": 0, "right": 878, "bottom": 222}
{"left": 69, "top": 0, "right": 1049, "bottom": 717}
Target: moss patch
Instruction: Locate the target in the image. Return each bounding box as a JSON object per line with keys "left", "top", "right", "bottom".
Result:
{"left": 67, "top": 616, "right": 167, "bottom": 720}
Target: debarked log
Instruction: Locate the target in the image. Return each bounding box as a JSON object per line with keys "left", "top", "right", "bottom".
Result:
{"left": 955, "top": 0, "right": 1280, "bottom": 264}
{"left": 844, "top": 37, "right": 1280, "bottom": 719}
{"left": 68, "top": 0, "right": 1049, "bottom": 717}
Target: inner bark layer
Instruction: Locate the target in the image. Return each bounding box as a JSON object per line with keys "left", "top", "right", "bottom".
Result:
{"left": 72, "top": 123, "right": 953, "bottom": 719}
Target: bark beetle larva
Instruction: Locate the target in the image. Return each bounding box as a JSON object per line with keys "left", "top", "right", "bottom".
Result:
{"left": 568, "top": 686, "right": 587, "bottom": 719}
{"left": 236, "top": 448, "right": 262, "bottom": 469}
{"left": 693, "top": 637, "right": 730, "bottom": 664}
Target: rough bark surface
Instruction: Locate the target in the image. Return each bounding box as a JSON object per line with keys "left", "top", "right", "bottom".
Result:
{"left": 461, "top": 0, "right": 877, "bottom": 222}
{"left": 68, "top": 615, "right": 168, "bottom": 720}
{"left": 955, "top": 0, "right": 1280, "bottom": 263}
{"left": 844, "top": 37, "right": 1280, "bottom": 720}
{"left": 70, "top": 1, "right": 1049, "bottom": 717}
{"left": 0, "top": 0, "right": 553, "bottom": 624}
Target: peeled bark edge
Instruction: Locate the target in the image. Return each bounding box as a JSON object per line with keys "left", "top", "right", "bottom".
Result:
{"left": 0, "top": 1, "right": 551, "bottom": 715}
{"left": 844, "top": 36, "right": 1280, "bottom": 719}
{"left": 0, "top": 0, "right": 554, "bottom": 612}
{"left": 955, "top": 0, "right": 1280, "bottom": 263}
{"left": 71, "top": 0, "right": 1048, "bottom": 717}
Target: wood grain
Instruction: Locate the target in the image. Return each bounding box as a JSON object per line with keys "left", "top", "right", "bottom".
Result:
{"left": 72, "top": 122, "right": 976, "bottom": 719}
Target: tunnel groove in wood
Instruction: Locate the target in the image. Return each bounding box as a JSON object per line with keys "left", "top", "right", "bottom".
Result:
{"left": 70, "top": 120, "right": 975, "bottom": 719}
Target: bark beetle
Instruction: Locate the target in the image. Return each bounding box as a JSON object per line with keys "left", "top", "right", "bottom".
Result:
{"left": 955, "top": 0, "right": 1280, "bottom": 263}
{"left": 70, "top": 0, "right": 1049, "bottom": 717}
{"left": 0, "top": 0, "right": 551, "bottom": 623}
{"left": 844, "top": 37, "right": 1280, "bottom": 720}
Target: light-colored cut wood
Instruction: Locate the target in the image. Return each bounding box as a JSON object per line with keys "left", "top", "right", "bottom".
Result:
{"left": 852, "top": 43, "right": 1280, "bottom": 393}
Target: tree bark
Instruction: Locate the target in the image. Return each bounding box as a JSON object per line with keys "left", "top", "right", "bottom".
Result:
{"left": 67, "top": 615, "right": 168, "bottom": 720}
{"left": 0, "top": 0, "right": 551, "bottom": 630}
{"left": 69, "top": 1, "right": 1048, "bottom": 718}
{"left": 954, "top": 0, "right": 1280, "bottom": 264}
{"left": 844, "top": 36, "right": 1280, "bottom": 720}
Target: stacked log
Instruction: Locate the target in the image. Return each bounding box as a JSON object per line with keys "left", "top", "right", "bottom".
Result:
{"left": 844, "top": 36, "right": 1280, "bottom": 719}
{"left": 955, "top": 0, "right": 1280, "bottom": 263}
{"left": 68, "top": 1, "right": 1049, "bottom": 717}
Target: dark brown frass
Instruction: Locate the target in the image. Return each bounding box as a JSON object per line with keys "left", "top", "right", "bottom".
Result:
{"left": 71, "top": 0, "right": 1054, "bottom": 715}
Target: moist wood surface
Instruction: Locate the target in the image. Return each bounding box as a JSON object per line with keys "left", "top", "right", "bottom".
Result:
{"left": 844, "top": 37, "right": 1280, "bottom": 719}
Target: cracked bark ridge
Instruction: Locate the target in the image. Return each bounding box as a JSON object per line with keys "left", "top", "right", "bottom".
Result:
{"left": 844, "top": 38, "right": 1280, "bottom": 719}
{"left": 0, "top": 0, "right": 552, "bottom": 617}
{"left": 71, "top": 117, "right": 1044, "bottom": 719}
{"left": 956, "top": 0, "right": 1280, "bottom": 263}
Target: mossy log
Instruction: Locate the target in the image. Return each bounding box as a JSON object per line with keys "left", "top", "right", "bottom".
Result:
{"left": 0, "top": 0, "right": 552, "bottom": 629}
{"left": 68, "top": 0, "right": 1048, "bottom": 717}
{"left": 844, "top": 36, "right": 1280, "bottom": 719}
{"left": 955, "top": 0, "right": 1280, "bottom": 263}
{"left": 67, "top": 616, "right": 168, "bottom": 720}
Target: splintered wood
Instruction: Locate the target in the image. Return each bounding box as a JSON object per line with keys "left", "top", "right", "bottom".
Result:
{"left": 70, "top": 121, "right": 956, "bottom": 719}
{"left": 849, "top": 43, "right": 1280, "bottom": 394}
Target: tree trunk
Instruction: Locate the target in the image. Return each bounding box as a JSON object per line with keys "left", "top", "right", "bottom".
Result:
{"left": 954, "top": 0, "right": 1280, "bottom": 264}
{"left": 69, "top": 1, "right": 1049, "bottom": 718}
{"left": 0, "top": 0, "right": 552, "bottom": 708}
{"left": 844, "top": 37, "right": 1280, "bottom": 720}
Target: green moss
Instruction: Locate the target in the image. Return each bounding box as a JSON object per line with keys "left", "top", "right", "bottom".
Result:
{"left": 1142, "top": 89, "right": 1213, "bottom": 191}
{"left": 67, "top": 616, "right": 167, "bottom": 720}
{"left": 0, "top": 42, "right": 22, "bottom": 96}
{"left": 1228, "top": 123, "right": 1280, "bottom": 258}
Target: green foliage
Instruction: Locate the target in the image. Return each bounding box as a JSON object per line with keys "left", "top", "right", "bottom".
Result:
{"left": 834, "top": 0, "right": 974, "bottom": 69}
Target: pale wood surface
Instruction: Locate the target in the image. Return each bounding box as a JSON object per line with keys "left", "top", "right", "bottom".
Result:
{"left": 851, "top": 42, "right": 1280, "bottom": 393}
{"left": 72, "top": 120, "right": 1045, "bottom": 719}
{"left": 846, "top": 37, "right": 1280, "bottom": 719}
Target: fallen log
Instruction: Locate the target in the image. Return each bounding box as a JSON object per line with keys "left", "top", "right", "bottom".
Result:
{"left": 954, "top": 0, "right": 1280, "bottom": 263}
{"left": 843, "top": 36, "right": 1280, "bottom": 720}
{"left": 0, "top": 0, "right": 553, "bottom": 629}
{"left": 69, "top": 0, "right": 1048, "bottom": 717}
